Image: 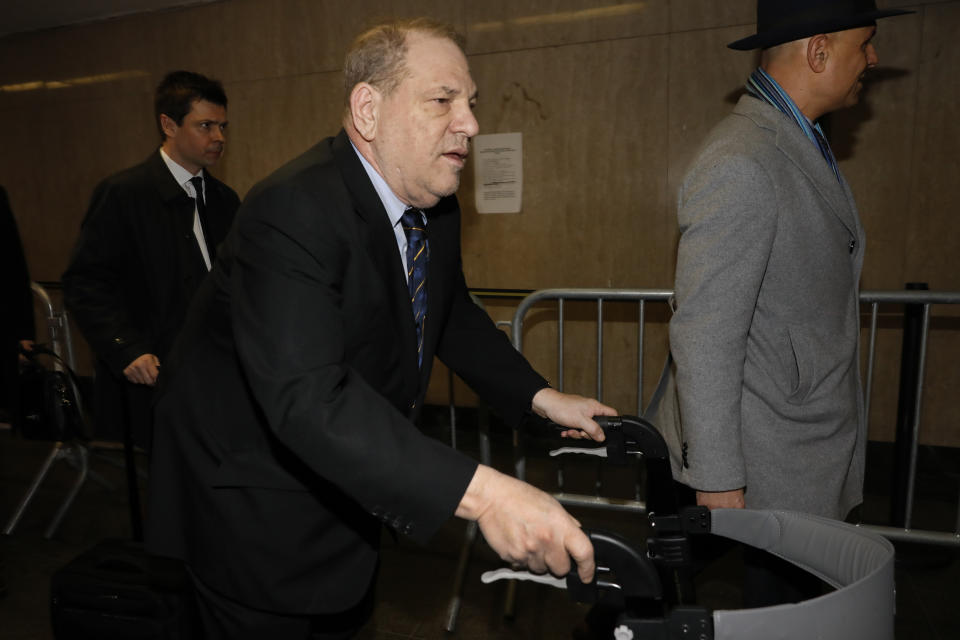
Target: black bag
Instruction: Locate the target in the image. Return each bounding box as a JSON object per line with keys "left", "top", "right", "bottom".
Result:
{"left": 16, "top": 344, "right": 89, "bottom": 441}
{"left": 50, "top": 539, "right": 197, "bottom": 640}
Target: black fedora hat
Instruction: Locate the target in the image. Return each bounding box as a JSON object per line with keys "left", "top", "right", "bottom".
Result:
{"left": 728, "top": 0, "right": 914, "bottom": 50}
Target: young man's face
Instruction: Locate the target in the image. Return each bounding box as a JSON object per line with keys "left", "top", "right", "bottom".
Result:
{"left": 161, "top": 99, "right": 228, "bottom": 174}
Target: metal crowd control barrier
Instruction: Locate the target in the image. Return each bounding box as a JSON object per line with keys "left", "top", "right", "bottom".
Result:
{"left": 444, "top": 292, "right": 503, "bottom": 631}
{"left": 858, "top": 290, "right": 960, "bottom": 546}
{"left": 509, "top": 288, "right": 960, "bottom": 548}
{"left": 511, "top": 288, "right": 671, "bottom": 518}
{"left": 443, "top": 290, "right": 540, "bottom": 631}
{"left": 31, "top": 281, "right": 78, "bottom": 373}
{"left": 3, "top": 282, "right": 114, "bottom": 539}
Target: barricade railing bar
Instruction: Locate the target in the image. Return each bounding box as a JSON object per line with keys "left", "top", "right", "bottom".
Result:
{"left": 30, "top": 281, "right": 78, "bottom": 372}
{"left": 508, "top": 287, "right": 960, "bottom": 547}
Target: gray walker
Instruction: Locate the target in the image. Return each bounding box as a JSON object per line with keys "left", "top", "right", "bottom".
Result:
{"left": 483, "top": 416, "right": 895, "bottom": 640}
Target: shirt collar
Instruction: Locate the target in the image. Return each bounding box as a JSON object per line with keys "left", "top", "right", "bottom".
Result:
{"left": 746, "top": 67, "right": 840, "bottom": 181}
{"left": 349, "top": 140, "right": 410, "bottom": 229}
{"left": 159, "top": 147, "right": 203, "bottom": 190}
{"left": 746, "top": 67, "right": 812, "bottom": 127}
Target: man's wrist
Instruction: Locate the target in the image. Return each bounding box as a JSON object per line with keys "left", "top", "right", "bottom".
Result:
{"left": 530, "top": 386, "right": 556, "bottom": 418}
{"left": 455, "top": 464, "right": 496, "bottom": 521}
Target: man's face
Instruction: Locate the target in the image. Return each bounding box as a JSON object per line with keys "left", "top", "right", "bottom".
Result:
{"left": 161, "top": 99, "right": 228, "bottom": 174}
{"left": 370, "top": 33, "right": 479, "bottom": 209}
{"left": 825, "top": 25, "right": 879, "bottom": 111}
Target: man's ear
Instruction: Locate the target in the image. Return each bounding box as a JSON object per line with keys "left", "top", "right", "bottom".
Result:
{"left": 348, "top": 83, "right": 380, "bottom": 142}
{"left": 807, "top": 34, "right": 829, "bottom": 73}
{"left": 159, "top": 113, "right": 178, "bottom": 139}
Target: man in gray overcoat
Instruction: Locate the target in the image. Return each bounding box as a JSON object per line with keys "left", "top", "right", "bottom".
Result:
{"left": 668, "top": 0, "right": 913, "bottom": 607}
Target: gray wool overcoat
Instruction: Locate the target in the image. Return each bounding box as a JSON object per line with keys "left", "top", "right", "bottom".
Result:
{"left": 668, "top": 94, "right": 867, "bottom": 520}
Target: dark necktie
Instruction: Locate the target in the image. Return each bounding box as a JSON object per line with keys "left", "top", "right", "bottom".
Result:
{"left": 401, "top": 208, "right": 428, "bottom": 367}
{"left": 189, "top": 176, "right": 216, "bottom": 265}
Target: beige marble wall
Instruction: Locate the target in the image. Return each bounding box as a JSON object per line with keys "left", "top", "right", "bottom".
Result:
{"left": 2, "top": 0, "right": 958, "bottom": 444}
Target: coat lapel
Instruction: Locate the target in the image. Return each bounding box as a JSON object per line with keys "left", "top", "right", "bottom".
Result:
{"left": 740, "top": 97, "right": 860, "bottom": 239}
{"left": 331, "top": 131, "right": 421, "bottom": 379}
{"left": 147, "top": 150, "right": 194, "bottom": 229}
{"left": 146, "top": 151, "right": 208, "bottom": 276}
{"left": 197, "top": 171, "right": 233, "bottom": 245}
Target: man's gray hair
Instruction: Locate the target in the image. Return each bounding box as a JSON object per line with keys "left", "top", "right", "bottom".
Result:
{"left": 343, "top": 18, "right": 466, "bottom": 103}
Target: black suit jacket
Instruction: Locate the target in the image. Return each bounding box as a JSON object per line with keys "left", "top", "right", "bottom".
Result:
{"left": 0, "top": 186, "right": 35, "bottom": 411}
{"left": 145, "top": 131, "right": 548, "bottom": 614}
{"left": 62, "top": 150, "right": 239, "bottom": 445}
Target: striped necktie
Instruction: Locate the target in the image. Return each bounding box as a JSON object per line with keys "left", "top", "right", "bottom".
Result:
{"left": 401, "top": 208, "right": 428, "bottom": 367}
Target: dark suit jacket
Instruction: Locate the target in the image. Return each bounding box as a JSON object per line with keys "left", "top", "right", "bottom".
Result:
{"left": 62, "top": 150, "right": 239, "bottom": 446}
{"left": 145, "top": 130, "right": 548, "bottom": 614}
{"left": 0, "top": 186, "right": 35, "bottom": 412}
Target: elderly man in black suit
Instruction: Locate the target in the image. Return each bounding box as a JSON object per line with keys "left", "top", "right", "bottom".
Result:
{"left": 63, "top": 71, "right": 240, "bottom": 452}
{"left": 145, "top": 18, "right": 615, "bottom": 639}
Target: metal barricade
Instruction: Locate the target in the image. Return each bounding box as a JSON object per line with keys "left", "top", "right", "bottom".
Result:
{"left": 443, "top": 289, "right": 550, "bottom": 631}
{"left": 3, "top": 282, "right": 113, "bottom": 539}
{"left": 858, "top": 290, "right": 960, "bottom": 546}
{"left": 31, "top": 281, "right": 78, "bottom": 372}
{"left": 443, "top": 291, "right": 509, "bottom": 631}
{"left": 510, "top": 288, "right": 960, "bottom": 548}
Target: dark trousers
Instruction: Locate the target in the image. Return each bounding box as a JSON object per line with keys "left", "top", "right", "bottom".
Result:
{"left": 0, "top": 547, "right": 7, "bottom": 599}
{"left": 190, "top": 569, "right": 374, "bottom": 640}
{"left": 674, "top": 483, "right": 824, "bottom": 608}
{"left": 577, "top": 483, "right": 827, "bottom": 638}
{"left": 1, "top": 345, "right": 20, "bottom": 420}
{"left": 742, "top": 545, "right": 823, "bottom": 608}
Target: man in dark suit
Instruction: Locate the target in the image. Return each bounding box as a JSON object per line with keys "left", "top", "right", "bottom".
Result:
{"left": 63, "top": 71, "right": 240, "bottom": 452}
{"left": 0, "top": 185, "right": 34, "bottom": 599}
{"left": 0, "top": 185, "right": 35, "bottom": 424}
{"left": 146, "top": 19, "right": 615, "bottom": 638}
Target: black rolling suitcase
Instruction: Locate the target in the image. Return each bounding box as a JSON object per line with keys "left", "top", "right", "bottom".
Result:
{"left": 50, "top": 538, "right": 197, "bottom": 639}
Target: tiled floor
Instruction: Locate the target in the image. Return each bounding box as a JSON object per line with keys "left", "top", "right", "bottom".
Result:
{"left": 1, "top": 412, "right": 958, "bottom": 639}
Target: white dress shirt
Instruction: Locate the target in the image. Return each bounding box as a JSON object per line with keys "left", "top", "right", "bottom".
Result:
{"left": 160, "top": 148, "right": 212, "bottom": 270}
{"left": 350, "top": 141, "right": 425, "bottom": 275}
